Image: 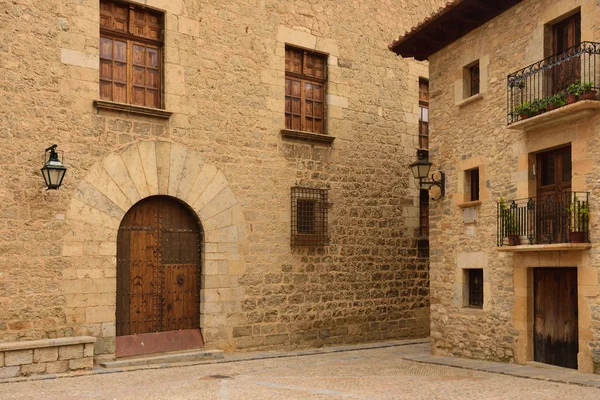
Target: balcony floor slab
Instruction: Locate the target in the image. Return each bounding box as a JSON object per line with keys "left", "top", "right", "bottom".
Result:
{"left": 508, "top": 100, "right": 600, "bottom": 131}
{"left": 497, "top": 243, "right": 591, "bottom": 252}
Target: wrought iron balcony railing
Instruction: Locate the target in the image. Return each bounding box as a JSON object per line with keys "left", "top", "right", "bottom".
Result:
{"left": 497, "top": 192, "right": 590, "bottom": 246}
{"left": 507, "top": 42, "right": 600, "bottom": 125}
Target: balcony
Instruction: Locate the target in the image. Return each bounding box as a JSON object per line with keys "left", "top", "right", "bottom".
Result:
{"left": 497, "top": 192, "right": 590, "bottom": 248}
{"left": 507, "top": 42, "right": 600, "bottom": 127}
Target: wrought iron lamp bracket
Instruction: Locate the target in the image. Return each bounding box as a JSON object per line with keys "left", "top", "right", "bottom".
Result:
{"left": 419, "top": 171, "right": 445, "bottom": 201}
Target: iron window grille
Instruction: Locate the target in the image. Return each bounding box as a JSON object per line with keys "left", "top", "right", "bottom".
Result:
{"left": 468, "top": 269, "right": 484, "bottom": 308}
{"left": 291, "top": 187, "right": 329, "bottom": 246}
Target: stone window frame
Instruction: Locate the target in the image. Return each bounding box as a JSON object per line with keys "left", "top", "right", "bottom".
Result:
{"left": 454, "top": 252, "right": 490, "bottom": 312}
{"left": 456, "top": 157, "right": 487, "bottom": 208}
{"left": 455, "top": 55, "right": 489, "bottom": 107}
{"left": 274, "top": 26, "right": 346, "bottom": 144}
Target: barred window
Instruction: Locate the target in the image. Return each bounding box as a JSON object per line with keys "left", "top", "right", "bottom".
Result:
{"left": 100, "top": 0, "right": 163, "bottom": 109}
{"left": 285, "top": 47, "right": 327, "bottom": 134}
{"left": 467, "top": 269, "right": 484, "bottom": 308}
{"left": 291, "top": 187, "right": 328, "bottom": 246}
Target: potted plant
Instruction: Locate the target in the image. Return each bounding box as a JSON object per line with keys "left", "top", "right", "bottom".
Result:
{"left": 514, "top": 102, "right": 534, "bottom": 119}
{"left": 548, "top": 93, "right": 567, "bottom": 110}
{"left": 536, "top": 97, "right": 551, "bottom": 114}
{"left": 582, "top": 82, "right": 596, "bottom": 100}
{"left": 500, "top": 197, "right": 520, "bottom": 246}
{"left": 567, "top": 80, "right": 582, "bottom": 104}
{"left": 568, "top": 196, "right": 589, "bottom": 243}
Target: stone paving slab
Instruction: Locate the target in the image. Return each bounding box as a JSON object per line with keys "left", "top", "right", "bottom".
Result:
{"left": 403, "top": 353, "right": 600, "bottom": 388}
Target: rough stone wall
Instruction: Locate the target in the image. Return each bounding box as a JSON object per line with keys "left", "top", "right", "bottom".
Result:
{"left": 427, "top": 0, "right": 600, "bottom": 370}
{"left": 0, "top": 0, "right": 444, "bottom": 356}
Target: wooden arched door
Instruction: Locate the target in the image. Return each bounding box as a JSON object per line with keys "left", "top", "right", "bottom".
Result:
{"left": 116, "top": 196, "right": 203, "bottom": 357}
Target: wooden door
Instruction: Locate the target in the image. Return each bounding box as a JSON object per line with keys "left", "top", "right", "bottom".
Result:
{"left": 552, "top": 13, "right": 581, "bottom": 93}
{"left": 116, "top": 196, "right": 202, "bottom": 354}
{"left": 536, "top": 146, "right": 571, "bottom": 243}
{"left": 534, "top": 268, "right": 578, "bottom": 369}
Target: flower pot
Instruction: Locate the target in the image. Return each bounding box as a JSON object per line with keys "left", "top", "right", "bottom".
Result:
{"left": 548, "top": 104, "right": 557, "bottom": 111}
{"left": 583, "top": 90, "right": 596, "bottom": 100}
{"left": 519, "top": 113, "right": 529, "bottom": 120}
{"left": 508, "top": 234, "right": 521, "bottom": 246}
{"left": 567, "top": 94, "right": 578, "bottom": 104}
{"left": 569, "top": 231, "right": 586, "bottom": 243}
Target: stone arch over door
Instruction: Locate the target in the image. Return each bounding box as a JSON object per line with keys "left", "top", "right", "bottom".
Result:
{"left": 63, "top": 141, "right": 247, "bottom": 357}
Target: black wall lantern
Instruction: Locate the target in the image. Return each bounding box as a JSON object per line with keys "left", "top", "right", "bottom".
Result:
{"left": 409, "top": 149, "right": 445, "bottom": 200}
{"left": 41, "top": 144, "right": 67, "bottom": 190}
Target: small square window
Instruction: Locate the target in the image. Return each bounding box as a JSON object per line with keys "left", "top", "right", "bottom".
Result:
{"left": 466, "top": 168, "right": 480, "bottom": 202}
{"left": 291, "top": 187, "right": 328, "bottom": 246}
{"left": 465, "top": 269, "right": 484, "bottom": 308}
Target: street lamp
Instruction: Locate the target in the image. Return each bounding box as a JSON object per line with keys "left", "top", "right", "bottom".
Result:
{"left": 41, "top": 144, "right": 67, "bottom": 190}
{"left": 409, "top": 149, "right": 445, "bottom": 200}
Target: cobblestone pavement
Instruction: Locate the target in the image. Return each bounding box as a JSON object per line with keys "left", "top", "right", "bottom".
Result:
{"left": 1, "top": 343, "right": 600, "bottom": 399}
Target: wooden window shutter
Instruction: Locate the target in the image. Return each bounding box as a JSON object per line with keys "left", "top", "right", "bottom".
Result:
{"left": 99, "top": 0, "right": 164, "bottom": 109}
{"left": 285, "top": 46, "right": 327, "bottom": 134}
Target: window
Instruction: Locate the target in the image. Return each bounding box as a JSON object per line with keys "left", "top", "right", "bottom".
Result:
{"left": 466, "top": 269, "right": 484, "bottom": 308}
{"left": 470, "top": 63, "right": 480, "bottom": 96}
{"left": 466, "top": 168, "right": 480, "bottom": 202}
{"left": 418, "top": 189, "right": 429, "bottom": 258}
{"left": 100, "top": 0, "right": 163, "bottom": 109}
{"left": 291, "top": 187, "right": 328, "bottom": 246}
{"left": 285, "top": 47, "right": 327, "bottom": 134}
{"left": 418, "top": 79, "right": 429, "bottom": 149}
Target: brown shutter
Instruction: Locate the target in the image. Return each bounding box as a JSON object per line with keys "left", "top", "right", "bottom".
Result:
{"left": 285, "top": 46, "right": 327, "bottom": 134}
{"left": 99, "top": 0, "right": 163, "bottom": 108}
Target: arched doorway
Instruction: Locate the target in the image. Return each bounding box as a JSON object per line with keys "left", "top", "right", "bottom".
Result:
{"left": 116, "top": 195, "right": 203, "bottom": 357}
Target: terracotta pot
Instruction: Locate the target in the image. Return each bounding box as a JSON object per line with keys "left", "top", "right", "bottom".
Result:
{"left": 508, "top": 235, "right": 521, "bottom": 246}
{"left": 548, "top": 104, "right": 557, "bottom": 111}
{"left": 567, "top": 94, "right": 578, "bottom": 104}
{"left": 583, "top": 90, "right": 596, "bottom": 100}
{"left": 569, "top": 231, "right": 586, "bottom": 243}
{"left": 519, "top": 113, "right": 529, "bottom": 120}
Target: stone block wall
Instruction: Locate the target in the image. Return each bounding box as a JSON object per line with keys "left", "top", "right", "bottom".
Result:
{"left": 426, "top": 0, "right": 600, "bottom": 373}
{"left": 0, "top": 337, "right": 95, "bottom": 378}
{"left": 0, "top": 0, "right": 445, "bottom": 358}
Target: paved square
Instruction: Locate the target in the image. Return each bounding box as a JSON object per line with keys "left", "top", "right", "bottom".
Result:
{"left": 1, "top": 344, "right": 599, "bottom": 399}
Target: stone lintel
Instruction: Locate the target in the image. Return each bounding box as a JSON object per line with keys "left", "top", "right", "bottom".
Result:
{"left": 497, "top": 243, "right": 591, "bottom": 252}
{"left": 94, "top": 100, "right": 173, "bottom": 119}
{"left": 281, "top": 129, "right": 335, "bottom": 145}
{"left": 0, "top": 336, "right": 97, "bottom": 352}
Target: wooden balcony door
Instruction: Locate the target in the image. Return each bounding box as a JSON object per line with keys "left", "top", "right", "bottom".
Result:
{"left": 116, "top": 196, "right": 203, "bottom": 357}
{"left": 552, "top": 13, "right": 581, "bottom": 94}
{"left": 536, "top": 146, "right": 571, "bottom": 243}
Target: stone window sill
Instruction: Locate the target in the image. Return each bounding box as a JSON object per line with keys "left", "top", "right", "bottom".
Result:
{"left": 281, "top": 129, "right": 335, "bottom": 145}
{"left": 457, "top": 200, "right": 482, "bottom": 209}
{"left": 457, "top": 93, "right": 484, "bottom": 107}
{"left": 94, "top": 100, "right": 173, "bottom": 119}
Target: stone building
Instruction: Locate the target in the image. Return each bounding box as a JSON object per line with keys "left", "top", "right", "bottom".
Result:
{"left": 0, "top": 0, "right": 443, "bottom": 377}
{"left": 391, "top": 0, "right": 600, "bottom": 374}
